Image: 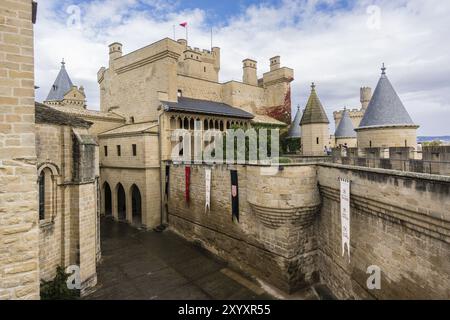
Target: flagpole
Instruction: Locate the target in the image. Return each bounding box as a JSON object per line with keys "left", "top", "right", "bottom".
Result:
{"left": 186, "top": 25, "right": 188, "bottom": 44}
{"left": 210, "top": 27, "right": 213, "bottom": 51}
{"left": 173, "top": 25, "right": 176, "bottom": 40}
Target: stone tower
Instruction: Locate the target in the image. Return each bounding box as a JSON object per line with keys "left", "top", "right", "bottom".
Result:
{"left": 261, "top": 56, "right": 294, "bottom": 124}
{"left": 300, "top": 83, "right": 330, "bottom": 156}
{"left": 360, "top": 87, "right": 372, "bottom": 111}
{"left": 355, "top": 64, "right": 419, "bottom": 148}
{"left": 109, "top": 42, "right": 123, "bottom": 67}
{"left": 242, "top": 59, "right": 257, "bottom": 86}
{"left": 44, "top": 60, "right": 87, "bottom": 109}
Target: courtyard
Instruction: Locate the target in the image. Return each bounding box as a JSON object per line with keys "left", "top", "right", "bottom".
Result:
{"left": 85, "top": 218, "right": 277, "bottom": 300}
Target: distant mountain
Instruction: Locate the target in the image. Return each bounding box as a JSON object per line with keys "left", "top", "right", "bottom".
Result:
{"left": 418, "top": 136, "right": 450, "bottom": 143}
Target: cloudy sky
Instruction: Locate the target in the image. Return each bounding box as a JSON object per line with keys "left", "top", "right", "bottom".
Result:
{"left": 34, "top": 0, "right": 450, "bottom": 135}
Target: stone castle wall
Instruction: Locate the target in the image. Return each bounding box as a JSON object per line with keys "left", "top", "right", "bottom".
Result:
{"left": 36, "top": 123, "right": 99, "bottom": 292}
{"left": 356, "top": 127, "right": 418, "bottom": 148}
{"left": 0, "top": 0, "right": 39, "bottom": 300}
{"left": 317, "top": 163, "right": 450, "bottom": 299}
{"left": 166, "top": 162, "right": 450, "bottom": 299}
{"left": 166, "top": 164, "right": 321, "bottom": 293}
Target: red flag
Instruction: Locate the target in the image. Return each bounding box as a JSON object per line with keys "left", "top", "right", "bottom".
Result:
{"left": 180, "top": 22, "right": 187, "bottom": 27}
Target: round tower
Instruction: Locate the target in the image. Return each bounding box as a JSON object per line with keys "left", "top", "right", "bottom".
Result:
{"left": 108, "top": 42, "right": 122, "bottom": 67}
{"left": 360, "top": 87, "right": 372, "bottom": 111}
{"left": 356, "top": 65, "right": 419, "bottom": 148}
{"left": 300, "top": 83, "right": 330, "bottom": 156}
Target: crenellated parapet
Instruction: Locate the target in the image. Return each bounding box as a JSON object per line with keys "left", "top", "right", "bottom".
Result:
{"left": 331, "top": 146, "right": 450, "bottom": 175}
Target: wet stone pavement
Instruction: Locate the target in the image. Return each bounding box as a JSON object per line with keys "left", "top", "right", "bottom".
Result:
{"left": 85, "top": 218, "right": 275, "bottom": 300}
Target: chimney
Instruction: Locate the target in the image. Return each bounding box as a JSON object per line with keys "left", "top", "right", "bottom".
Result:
{"left": 242, "top": 59, "right": 257, "bottom": 86}
{"left": 360, "top": 87, "right": 372, "bottom": 111}
{"left": 109, "top": 42, "right": 123, "bottom": 67}
{"left": 270, "top": 56, "right": 280, "bottom": 71}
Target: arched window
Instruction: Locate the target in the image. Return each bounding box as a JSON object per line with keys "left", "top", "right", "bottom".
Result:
{"left": 38, "top": 171, "right": 45, "bottom": 220}
{"left": 38, "top": 167, "right": 55, "bottom": 222}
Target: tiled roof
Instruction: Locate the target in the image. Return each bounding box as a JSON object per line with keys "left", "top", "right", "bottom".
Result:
{"left": 335, "top": 109, "right": 356, "bottom": 138}
{"left": 287, "top": 106, "right": 302, "bottom": 138}
{"left": 162, "top": 97, "right": 254, "bottom": 119}
{"left": 98, "top": 122, "right": 158, "bottom": 136}
{"left": 50, "top": 105, "right": 125, "bottom": 121}
{"left": 252, "top": 113, "right": 287, "bottom": 126}
{"left": 358, "top": 65, "right": 417, "bottom": 129}
{"left": 300, "top": 83, "right": 330, "bottom": 125}
{"left": 46, "top": 60, "right": 74, "bottom": 101}
{"left": 35, "top": 102, "right": 92, "bottom": 128}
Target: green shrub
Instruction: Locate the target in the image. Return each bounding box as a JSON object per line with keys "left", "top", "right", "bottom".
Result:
{"left": 40, "top": 266, "right": 80, "bottom": 300}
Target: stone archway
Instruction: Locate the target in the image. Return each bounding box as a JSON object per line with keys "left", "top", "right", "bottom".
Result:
{"left": 131, "top": 184, "right": 142, "bottom": 226}
{"left": 103, "top": 182, "right": 112, "bottom": 216}
{"left": 116, "top": 183, "right": 126, "bottom": 221}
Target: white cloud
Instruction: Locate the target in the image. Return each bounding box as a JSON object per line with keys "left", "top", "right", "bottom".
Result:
{"left": 35, "top": 0, "right": 450, "bottom": 135}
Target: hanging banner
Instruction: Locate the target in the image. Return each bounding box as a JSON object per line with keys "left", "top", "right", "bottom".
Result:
{"left": 185, "top": 166, "right": 191, "bottom": 203}
{"left": 230, "top": 170, "right": 239, "bottom": 222}
{"left": 340, "top": 178, "right": 351, "bottom": 262}
{"left": 205, "top": 167, "right": 211, "bottom": 213}
{"left": 165, "top": 165, "right": 170, "bottom": 201}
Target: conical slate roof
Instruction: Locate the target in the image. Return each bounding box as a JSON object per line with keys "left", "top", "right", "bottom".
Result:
{"left": 358, "top": 65, "right": 416, "bottom": 129}
{"left": 46, "top": 60, "right": 74, "bottom": 101}
{"left": 287, "top": 106, "right": 302, "bottom": 138}
{"left": 335, "top": 109, "right": 356, "bottom": 138}
{"left": 300, "top": 83, "right": 330, "bottom": 125}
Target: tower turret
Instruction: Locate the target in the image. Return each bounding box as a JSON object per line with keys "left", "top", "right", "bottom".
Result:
{"left": 300, "top": 82, "right": 330, "bottom": 156}
{"left": 355, "top": 64, "right": 419, "bottom": 148}
{"left": 242, "top": 59, "right": 257, "bottom": 86}
{"left": 109, "top": 42, "right": 123, "bottom": 67}
{"left": 270, "top": 56, "right": 280, "bottom": 71}
{"left": 360, "top": 87, "right": 372, "bottom": 111}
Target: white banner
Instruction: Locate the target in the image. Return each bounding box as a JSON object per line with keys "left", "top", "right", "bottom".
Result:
{"left": 340, "top": 178, "right": 351, "bottom": 262}
{"left": 205, "top": 167, "right": 211, "bottom": 213}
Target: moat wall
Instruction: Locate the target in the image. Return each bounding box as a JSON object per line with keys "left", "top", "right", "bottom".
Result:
{"left": 167, "top": 162, "right": 450, "bottom": 299}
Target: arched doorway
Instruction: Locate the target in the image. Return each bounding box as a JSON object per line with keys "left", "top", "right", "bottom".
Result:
{"left": 117, "top": 183, "right": 126, "bottom": 221}
{"left": 131, "top": 184, "right": 142, "bottom": 226}
{"left": 103, "top": 182, "right": 112, "bottom": 216}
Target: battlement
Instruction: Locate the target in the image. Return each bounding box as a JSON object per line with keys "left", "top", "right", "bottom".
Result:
{"left": 176, "top": 39, "right": 220, "bottom": 82}
{"left": 331, "top": 146, "right": 450, "bottom": 176}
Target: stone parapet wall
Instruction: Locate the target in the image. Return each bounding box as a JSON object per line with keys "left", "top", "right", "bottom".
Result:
{"left": 317, "top": 163, "right": 450, "bottom": 299}
{"left": 332, "top": 146, "right": 450, "bottom": 176}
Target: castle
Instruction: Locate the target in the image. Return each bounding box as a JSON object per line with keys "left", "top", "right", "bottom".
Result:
{"left": 1, "top": 1, "right": 449, "bottom": 300}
